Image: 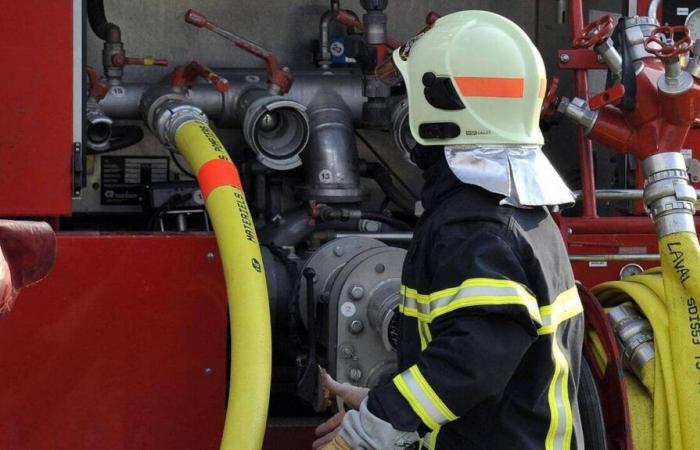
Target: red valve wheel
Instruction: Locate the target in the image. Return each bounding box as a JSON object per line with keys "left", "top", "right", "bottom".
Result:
{"left": 541, "top": 77, "right": 560, "bottom": 118}
{"left": 572, "top": 15, "right": 615, "bottom": 49}
{"left": 644, "top": 25, "right": 692, "bottom": 58}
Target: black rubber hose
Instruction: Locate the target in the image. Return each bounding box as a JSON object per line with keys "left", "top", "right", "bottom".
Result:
{"left": 87, "top": 0, "right": 120, "bottom": 41}
{"left": 86, "top": 125, "right": 144, "bottom": 154}
{"left": 361, "top": 161, "right": 415, "bottom": 213}
{"left": 360, "top": 211, "right": 412, "bottom": 231}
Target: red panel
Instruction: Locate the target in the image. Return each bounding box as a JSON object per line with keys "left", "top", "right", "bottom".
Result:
{"left": 0, "top": 1, "right": 74, "bottom": 216}
{"left": 567, "top": 233, "right": 660, "bottom": 287}
{"left": 0, "top": 234, "right": 227, "bottom": 449}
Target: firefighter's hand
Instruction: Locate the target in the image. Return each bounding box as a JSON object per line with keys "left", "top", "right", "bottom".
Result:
{"left": 312, "top": 411, "right": 345, "bottom": 450}
{"left": 312, "top": 373, "right": 370, "bottom": 449}
{"left": 322, "top": 373, "right": 369, "bottom": 410}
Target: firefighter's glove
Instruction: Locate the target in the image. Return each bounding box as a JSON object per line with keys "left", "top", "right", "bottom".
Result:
{"left": 322, "top": 373, "right": 369, "bottom": 410}
{"left": 335, "top": 398, "right": 420, "bottom": 449}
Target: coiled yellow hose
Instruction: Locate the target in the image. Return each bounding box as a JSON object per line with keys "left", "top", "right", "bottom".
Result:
{"left": 593, "top": 238, "right": 700, "bottom": 450}
{"left": 174, "top": 120, "right": 271, "bottom": 450}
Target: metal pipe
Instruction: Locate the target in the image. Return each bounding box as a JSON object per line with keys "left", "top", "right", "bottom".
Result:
{"left": 99, "top": 69, "right": 365, "bottom": 123}
{"left": 318, "top": 2, "right": 360, "bottom": 69}
{"left": 569, "top": 254, "right": 660, "bottom": 261}
{"left": 298, "top": 89, "right": 363, "bottom": 202}
{"left": 570, "top": 0, "right": 599, "bottom": 219}
{"left": 573, "top": 189, "right": 700, "bottom": 202}
{"left": 648, "top": 0, "right": 662, "bottom": 20}
{"left": 334, "top": 232, "right": 413, "bottom": 241}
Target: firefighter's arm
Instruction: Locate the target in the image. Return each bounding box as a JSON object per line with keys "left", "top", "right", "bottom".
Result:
{"left": 368, "top": 226, "right": 540, "bottom": 433}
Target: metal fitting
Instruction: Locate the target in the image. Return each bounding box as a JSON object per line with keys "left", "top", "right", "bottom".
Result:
{"left": 85, "top": 101, "right": 113, "bottom": 151}
{"left": 659, "top": 58, "right": 694, "bottom": 95}
{"left": 685, "top": 40, "right": 700, "bottom": 79}
{"left": 240, "top": 91, "right": 310, "bottom": 171}
{"left": 148, "top": 98, "right": 208, "bottom": 148}
{"left": 595, "top": 38, "right": 623, "bottom": 80}
{"left": 608, "top": 302, "right": 655, "bottom": 383}
{"left": 643, "top": 152, "right": 697, "bottom": 236}
{"left": 623, "top": 16, "right": 659, "bottom": 61}
{"left": 557, "top": 97, "right": 599, "bottom": 134}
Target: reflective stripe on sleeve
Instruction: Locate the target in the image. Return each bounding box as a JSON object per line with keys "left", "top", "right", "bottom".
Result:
{"left": 542, "top": 287, "right": 581, "bottom": 450}
{"left": 399, "top": 278, "right": 541, "bottom": 324}
{"left": 538, "top": 287, "right": 583, "bottom": 336}
{"left": 392, "top": 365, "right": 458, "bottom": 430}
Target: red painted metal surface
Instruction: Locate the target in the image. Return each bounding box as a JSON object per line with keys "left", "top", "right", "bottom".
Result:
{"left": 566, "top": 232, "right": 660, "bottom": 287}
{"left": 0, "top": 234, "right": 227, "bottom": 449}
{"left": 0, "top": 1, "right": 73, "bottom": 216}
{"left": 569, "top": 0, "right": 598, "bottom": 218}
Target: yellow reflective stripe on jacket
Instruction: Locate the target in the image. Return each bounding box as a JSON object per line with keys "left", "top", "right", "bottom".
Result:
{"left": 541, "top": 287, "right": 581, "bottom": 450}
{"left": 393, "top": 365, "right": 458, "bottom": 430}
{"left": 399, "top": 278, "right": 542, "bottom": 324}
{"left": 538, "top": 287, "right": 583, "bottom": 336}
{"left": 418, "top": 320, "right": 432, "bottom": 351}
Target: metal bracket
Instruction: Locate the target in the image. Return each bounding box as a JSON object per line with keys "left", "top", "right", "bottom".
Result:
{"left": 558, "top": 49, "right": 608, "bottom": 70}
{"left": 72, "top": 142, "right": 83, "bottom": 198}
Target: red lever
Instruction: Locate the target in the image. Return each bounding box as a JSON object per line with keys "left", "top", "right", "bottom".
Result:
{"left": 573, "top": 15, "right": 615, "bottom": 49}
{"left": 171, "top": 61, "right": 230, "bottom": 93}
{"left": 111, "top": 54, "right": 168, "bottom": 67}
{"left": 86, "top": 65, "right": 109, "bottom": 100}
{"left": 644, "top": 25, "right": 692, "bottom": 59}
{"left": 588, "top": 83, "right": 626, "bottom": 111}
{"left": 541, "top": 77, "right": 560, "bottom": 118}
{"left": 335, "top": 10, "right": 363, "bottom": 30}
{"left": 184, "top": 9, "right": 292, "bottom": 94}
{"left": 425, "top": 11, "right": 441, "bottom": 25}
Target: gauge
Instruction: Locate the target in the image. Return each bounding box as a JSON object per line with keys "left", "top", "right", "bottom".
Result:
{"left": 685, "top": 8, "right": 700, "bottom": 43}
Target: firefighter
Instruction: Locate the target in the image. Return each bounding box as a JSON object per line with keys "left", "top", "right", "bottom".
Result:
{"left": 313, "top": 10, "right": 584, "bottom": 450}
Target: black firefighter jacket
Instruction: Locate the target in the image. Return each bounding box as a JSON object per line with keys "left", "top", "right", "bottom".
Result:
{"left": 367, "top": 158, "right": 585, "bottom": 450}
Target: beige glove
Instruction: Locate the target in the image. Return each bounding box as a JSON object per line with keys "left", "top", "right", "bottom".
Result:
{"left": 313, "top": 373, "right": 369, "bottom": 449}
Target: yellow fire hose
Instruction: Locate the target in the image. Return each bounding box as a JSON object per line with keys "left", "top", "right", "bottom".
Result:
{"left": 591, "top": 225, "right": 700, "bottom": 448}
{"left": 174, "top": 120, "right": 272, "bottom": 450}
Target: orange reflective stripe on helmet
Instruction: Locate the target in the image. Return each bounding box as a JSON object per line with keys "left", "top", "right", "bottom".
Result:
{"left": 453, "top": 77, "right": 525, "bottom": 98}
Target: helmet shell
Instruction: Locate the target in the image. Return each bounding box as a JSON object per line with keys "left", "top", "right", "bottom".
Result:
{"left": 393, "top": 10, "right": 547, "bottom": 146}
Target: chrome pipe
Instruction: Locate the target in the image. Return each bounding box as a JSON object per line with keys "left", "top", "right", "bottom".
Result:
{"left": 569, "top": 254, "right": 660, "bottom": 262}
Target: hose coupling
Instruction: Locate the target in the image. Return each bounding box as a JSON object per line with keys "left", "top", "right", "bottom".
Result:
{"left": 608, "top": 302, "right": 655, "bottom": 384}
{"left": 643, "top": 152, "right": 697, "bottom": 235}
{"left": 148, "top": 99, "right": 208, "bottom": 148}
{"left": 557, "top": 97, "right": 598, "bottom": 133}
{"left": 85, "top": 101, "right": 113, "bottom": 151}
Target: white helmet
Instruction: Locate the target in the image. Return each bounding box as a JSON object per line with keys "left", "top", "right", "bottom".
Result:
{"left": 391, "top": 10, "right": 547, "bottom": 147}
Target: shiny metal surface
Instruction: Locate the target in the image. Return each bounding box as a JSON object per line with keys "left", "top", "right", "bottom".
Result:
{"left": 99, "top": 69, "right": 366, "bottom": 123}
{"left": 608, "top": 302, "right": 655, "bottom": 383}
{"left": 444, "top": 145, "right": 575, "bottom": 208}
{"left": 643, "top": 152, "right": 698, "bottom": 236}
{"left": 298, "top": 89, "right": 364, "bottom": 202}
{"left": 240, "top": 91, "right": 310, "bottom": 170}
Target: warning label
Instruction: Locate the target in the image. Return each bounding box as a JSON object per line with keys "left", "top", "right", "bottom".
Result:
{"left": 101, "top": 156, "right": 169, "bottom": 205}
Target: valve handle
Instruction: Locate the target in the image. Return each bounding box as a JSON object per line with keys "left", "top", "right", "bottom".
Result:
{"left": 171, "top": 61, "right": 230, "bottom": 93}
{"left": 588, "top": 83, "right": 626, "bottom": 111}
{"left": 86, "top": 65, "right": 109, "bottom": 100}
{"left": 334, "top": 10, "right": 363, "bottom": 30}
{"left": 572, "top": 15, "right": 615, "bottom": 49}
{"left": 426, "top": 11, "right": 441, "bottom": 25}
{"left": 184, "top": 9, "right": 293, "bottom": 94}
{"left": 644, "top": 25, "right": 692, "bottom": 59}
{"left": 541, "top": 77, "right": 560, "bottom": 118}
{"left": 112, "top": 54, "right": 169, "bottom": 67}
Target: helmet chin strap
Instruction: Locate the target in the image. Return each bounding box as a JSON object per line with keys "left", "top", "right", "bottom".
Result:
{"left": 410, "top": 144, "right": 445, "bottom": 170}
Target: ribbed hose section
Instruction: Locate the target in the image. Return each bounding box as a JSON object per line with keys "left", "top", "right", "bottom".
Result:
{"left": 174, "top": 119, "right": 271, "bottom": 450}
